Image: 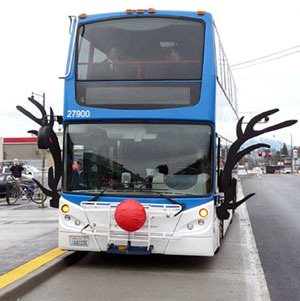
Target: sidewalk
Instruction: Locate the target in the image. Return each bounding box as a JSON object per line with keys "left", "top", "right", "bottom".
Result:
{"left": 0, "top": 198, "right": 58, "bottom": 276}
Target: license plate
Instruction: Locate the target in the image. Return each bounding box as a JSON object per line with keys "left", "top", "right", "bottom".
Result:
{"left": 69, "top": 235, "right": 89, "bottom": 247}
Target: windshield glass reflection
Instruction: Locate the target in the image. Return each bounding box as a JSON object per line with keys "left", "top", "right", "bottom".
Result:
{"left": 64, "top": 123, "right": 212, "bottom": 196}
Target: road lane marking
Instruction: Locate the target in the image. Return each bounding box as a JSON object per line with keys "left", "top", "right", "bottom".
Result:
{"left": 0, "top": 248, "right": 66, "bottom": 289}
{"left": 237, "top": 182, "right": 271, "bottom": 301}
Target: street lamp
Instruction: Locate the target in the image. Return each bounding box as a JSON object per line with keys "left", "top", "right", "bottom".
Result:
{"left": 32, "top": 92, "right": 45, "bottom": 108}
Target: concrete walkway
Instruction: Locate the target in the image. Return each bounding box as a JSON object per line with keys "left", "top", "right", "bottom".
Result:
{"left": 0, "top": 198, "right": 58, "bottom": 275}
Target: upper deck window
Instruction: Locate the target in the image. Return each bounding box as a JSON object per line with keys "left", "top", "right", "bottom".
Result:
{"left": 77, "top": 17, "right": 204, "bottom": 81}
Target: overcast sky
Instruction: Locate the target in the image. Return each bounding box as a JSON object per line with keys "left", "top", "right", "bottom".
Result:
{"left": 1, "top": 0, "right": 299, "bottom": 145}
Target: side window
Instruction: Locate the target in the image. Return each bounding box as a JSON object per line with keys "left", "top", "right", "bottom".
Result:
{"left": 214, "top": 24, "right": 237, "bottom": 110}
{"left": 93, "top": 48, "right": 106, "bottom": 63}
{"left": 78, "top": 36, "right": 91, "bottom": 80}
{"left": 78, "top": 38, "right": 106, "bottom": 80}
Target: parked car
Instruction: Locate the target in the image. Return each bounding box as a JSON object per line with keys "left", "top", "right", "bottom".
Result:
{"left": 0, "top": 164, "right": 41, "bottom": 181}
{"left": 22, "top": 165, "right": 41, "bottom": 178}
{"left": 282, "top": 167, "right": 291, "bottom": 174}
{"left": 0, "top": 174, "right": 15, "bottom": 199}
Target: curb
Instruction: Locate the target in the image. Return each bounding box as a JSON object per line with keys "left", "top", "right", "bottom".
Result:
{"left": 237, "top": 182, "right": 271, "bottom": 301}
{"left": 0, "top": 251, "right": 87, "bottom": 301}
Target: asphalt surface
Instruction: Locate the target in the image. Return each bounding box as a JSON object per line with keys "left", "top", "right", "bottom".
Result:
{"left": 14, "top": 183, "right": 269, "bottom": 301}
{"left": 0, "top": 198, "right": 58, "bottom": 275}
{"left": 242, "top": 174, "right": 300, "bottom": 301}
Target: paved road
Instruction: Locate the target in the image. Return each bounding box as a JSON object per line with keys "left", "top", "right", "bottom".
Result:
{"left": 242, "top": 174, "right": 300, "bottom": 301}
{"left": 0, "top": 198, "right": 58, "bottom": 275}
{"left": 15, "top": 184, "right": 269, "bottom": 301}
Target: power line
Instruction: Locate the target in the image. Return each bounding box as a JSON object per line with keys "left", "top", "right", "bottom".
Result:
{"left": 232, "top": 49, "right": 300, "bottom": 70}
{"left": 232, "top": 44, "right": 300, "bottom": 67}
{"left": 231, "top": 44, "right": 300, "bottom": 70}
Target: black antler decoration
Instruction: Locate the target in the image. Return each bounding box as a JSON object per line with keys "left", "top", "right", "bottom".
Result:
{"left": 217, "top": 108, "right": 297, "bottom": 220}
{"left": 16, "top": 96, "right": 62, "bottom": 208}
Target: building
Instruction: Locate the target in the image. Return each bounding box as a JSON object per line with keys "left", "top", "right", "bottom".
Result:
{"left": 0, "top": 137, "right": 48, "bottom": 170}
{"left": 0, "top": 137, "right": 41, "bottom": 161}
{"left": 0, "top": 132, "right": 63, "bottom": 168}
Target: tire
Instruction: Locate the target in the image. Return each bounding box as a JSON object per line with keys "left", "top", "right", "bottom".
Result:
{"left": 30, "top": 187, "right": 47, "bottom": 204}
{"left": 219, "top": 219, "right": 224, "bottom": 239}
{"left": 8, "top": 185, "right": 22, "bottom": 204}
{"left": 5, "top": 183, "right": 10, "bottom": 205}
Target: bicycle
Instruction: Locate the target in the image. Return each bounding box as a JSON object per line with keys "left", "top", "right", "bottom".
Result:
{"left": 7, "top": 179, "right": 47, "bottom": 205}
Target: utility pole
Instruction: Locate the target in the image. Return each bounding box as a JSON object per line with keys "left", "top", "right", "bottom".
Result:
{"left": 32, "top": 92, "right": 46, "bottom": 207}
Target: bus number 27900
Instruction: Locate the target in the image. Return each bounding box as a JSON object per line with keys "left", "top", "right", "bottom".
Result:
{"left": 67, "top": 110, "right": 91, "bottom": 118}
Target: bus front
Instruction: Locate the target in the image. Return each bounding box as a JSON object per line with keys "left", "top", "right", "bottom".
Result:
{"left": 60, "top": 10, "right": 219, "bottom": 256}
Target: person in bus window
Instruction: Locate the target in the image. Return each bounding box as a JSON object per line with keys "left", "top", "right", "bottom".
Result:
{"left": 91, "top": 46, "right": 123, "bottom": 79}
{"left": 165, "top": 43, "right": 181, "bottom": 61}
{"left": 165, "top": 48, "right": 181, "bottom": 61}
{"left": 71, "top": 159, "right": 86, "bottom": 190}
{"left": 106, "top": 46, "right": 122, "bottom": 71}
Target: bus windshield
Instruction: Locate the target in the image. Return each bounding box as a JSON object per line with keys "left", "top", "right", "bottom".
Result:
{"left": 76, "top": 17, "right": 204, "bottom": 109}
{"left": 64, "top": 123, "right": 212, "bottom": 196}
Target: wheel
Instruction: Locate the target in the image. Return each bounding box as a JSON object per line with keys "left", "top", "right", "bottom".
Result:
{"left": 8, "top": 185, "right": 22, "bottom": 204}
{"left": 5, "top": 183, "right": 10, "bottom": 204}
{"left": 30, "top": 186, "right": 47, "bottom": 204}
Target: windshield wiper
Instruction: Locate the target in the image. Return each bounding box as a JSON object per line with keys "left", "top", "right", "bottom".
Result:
{"left": 152, "top": 191, "right": 185, "bottom": 217}
{"left": 136, "top": 184, "right": 185, "bottom": 216}
{"left": 88, "top": 183, "right": 185, "bottom": 216}
{"left": 88, "top": 183, "right": 131, "bottom": 202}
{"left": 88, "top": 186, "right": 111, "bottom": 202}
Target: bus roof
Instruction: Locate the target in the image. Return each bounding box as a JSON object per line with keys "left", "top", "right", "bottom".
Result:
{"left": 77, "top": 10, "right": 213, "bottom": 24}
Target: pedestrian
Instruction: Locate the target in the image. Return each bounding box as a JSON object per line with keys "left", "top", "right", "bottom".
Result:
{"left": 10, "top": 158, "right": 24, "bottom": 179}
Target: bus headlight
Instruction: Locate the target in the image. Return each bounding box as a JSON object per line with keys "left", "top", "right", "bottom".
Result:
{"left": 61, "top": 204, "right": 70, "bottom": 213}
{"left": 199, "top": 208, "right": 208, "bottom": 218}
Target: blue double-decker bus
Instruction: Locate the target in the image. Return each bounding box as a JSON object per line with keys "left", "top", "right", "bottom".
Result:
{"left": 59, "top": 9, "right": 238, "bottom": 256}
